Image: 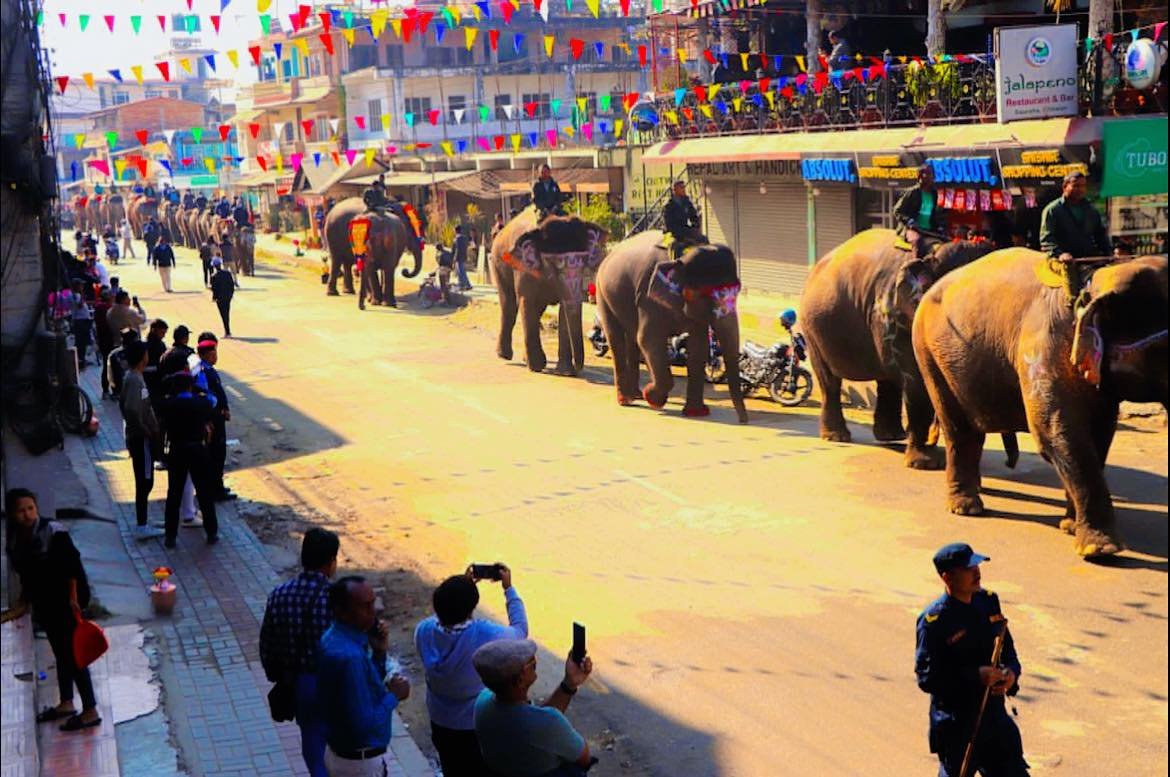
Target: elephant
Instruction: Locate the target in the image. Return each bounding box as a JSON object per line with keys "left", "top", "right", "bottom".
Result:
{"left": 217, "top": 219, "right": 257, "bottom": 277}
{"left": 800, "top": 229, "right": 999, "bottom": 468}
{"left": 323, "top": 197, "right": 423, "bottom": 306}
{"left": 158, "top": 200, "right": 183, "bottom": 247}
{"left": 912, "top": 251, "right": 1168, "bottom": 558}
{"left": 127, "top": 195, "right": 158, "bottom": 239}
{"left": 103, "top": 193, "right": 126, "bottom": 232}
{"left": 72, "top": 196, "right": 90, "bottom": 231}
{"left": 84, "top": 197, "right": 102, "bottom": 233}
{"left": 595, "top": 230, "right": 748, "bottom": 423}
{"left": 490, "top": 207, "right": 608, "bottom": 375}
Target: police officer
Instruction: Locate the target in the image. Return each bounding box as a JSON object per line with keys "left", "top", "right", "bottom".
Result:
{"left": 160, "top": 370, "right": 219, "bottom": 548}
{"left": 916, "top": 543, "right": 1029, "bottom": 777}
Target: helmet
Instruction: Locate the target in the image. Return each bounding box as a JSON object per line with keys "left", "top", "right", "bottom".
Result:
{"left": 779, "top": 309, "right": 797, "bottom": 327}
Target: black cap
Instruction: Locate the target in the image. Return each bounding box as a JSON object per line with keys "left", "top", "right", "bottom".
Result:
{"left": 932, "top": 543, "right": 990, "bottom": 574}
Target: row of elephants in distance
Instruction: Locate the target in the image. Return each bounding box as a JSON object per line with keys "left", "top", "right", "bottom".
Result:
{"left": 320, "top": 198, "right": 1170, "bottom": 561}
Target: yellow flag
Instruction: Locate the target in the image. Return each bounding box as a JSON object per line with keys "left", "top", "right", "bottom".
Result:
{"left": 563, "top": 126, "right": 575, "bottom": 137}
{"left": 740, "top": 53, "right": 749, "bottom": 71}
{"left": 364, "top": 148, "right": 376, "bottom": 167}
{"left": 342, "top": 28, "right": 355, "bottom": 46}
{"left": 441, "top": 140, "right": 454, "bottom": 157}
{"left": 576, "top": 97, "right": 586, "bottom": 114}
{"left": 380, "top": 114, "right": 391, "bottom": 133}
{"left": 293, "top": 39, "right": 309, "bottom": 57}
{"left": 700, "top": 104, "right": 713, "bottom": 118}
{"left": 448, "top": 5, "right": 462, "bottom": 25}
{"left": 114, "top": 159, "right": 128, "bottom": 178}
{"left": 82, "top": 72, "right": 95, "bottom": 89}
{"left": 585, "top": 0, "right": 600, "bottom": 17}
{"left": 179, "top": 58, "right": 192, "bottom": 74}
{"left": 464, "top": 27, "right": 478, "bottom": 50}
{"left": 511, "top": 134, "right": 521, "bottom": 152}
{"left": 389, "top": 19, "right": 402, "bottom": 38}
{"left": 275, "top": 153, "right": 283, "bottom": 171}
{"left": 371, "top": 10, "right": 388, "bottom": 38}
{"left": 677, "top": 48, "right": 687, "bottom": 63}
{"left": 732, "top": 97, "right": 743, "bottom": 112}
{"left": 204, "top": 157, "right": 216, "bottom": 173}
{"left": 131, "top": 65, "right": 144, "bottom": 84}
{"left": 614, "top": 118, "right": 624, "bottom": 135}
{"left": 73, "top": 133, "right": 86, "bottom": 149}
{"left": 765, "top": 91, "right": 776, "bottom": 109}
{"left": 897, "top": 55, "right": 908, "bottom": 64}
{"left": 543, "top": 35, "right": 555, "bottom": 58}
{"left": 794, "top": 55, "right": 806, "bottom": 72}
{"left": 471, "top": 4, "right": 482, "bottom": 20}
{"left": 257, "top": 0, "right": 272, "bottom": 12}
{"left": 511, "top": 0, "right": 521, "bottom": 8}
{"left": 226, "top": 50, "right": 239, "bottom": 68}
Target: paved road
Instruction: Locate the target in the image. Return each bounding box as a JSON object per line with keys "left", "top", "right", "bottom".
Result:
{"left": 106, "top": 243, "right": 1168, "bottom": 776}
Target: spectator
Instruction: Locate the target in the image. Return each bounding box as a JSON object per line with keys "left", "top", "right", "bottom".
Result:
{"left": 143, "top": 216, "right": 160, "bottom": 265}
{"left": 88, "top": 252, "right": 111, "bottom": 291}
{"left": 106, "top": 328, "right": 140, "bottom": 400}
{"left": 120, "top": 218, "right": 136, "bottom": 259}
{"left": 318, "top": 576, "right": 411, "bottom": 776}
{"left": 4, "top": 489, "right": 102, "bottom": 732}
{"left": 159, "top": 371, "right": 219, "bottom": 548}
{"left": 199, "top": 239, "right": 214, "bottom": 287}
{"left": 143, "top": 319, "right": 169, "bottom": 401}
{"left": 828, "top": 29, "right": 853, "bottom": 67}
{"left": 259, "top": 528, "right": 340, "bottom": 777}
{"left": 153, "top": 233, "right": 176, "bottom": 293}
{"left": 106, "top": 290, "right": 147, "bottom": 340}
{"left": 415, "top": 565, "right": 529, "bottom": 777}
{"left": 158, "top": 325, "right": 193, "bottom": 380}
{"left": 453, "top": 225, "right": 472, "bottom": 291}
{"left": 68, "top": 279, "right": 95, "bottom": 368}
{"left": 119, "top": 341, "right": 165, "bottom": 540}
{"left": 93, "top": 288, "right": 115, "bottom": 398}
{"left": 472, "top": 640, "right": 594, "bottom": 777}
{"left": 210, "top": 257, "right": 235, "bottom": 338}
{"left": 192, "top": 335, "right": 235, "bottom": 501}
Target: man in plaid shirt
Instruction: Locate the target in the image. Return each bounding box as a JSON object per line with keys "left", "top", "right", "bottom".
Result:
{"left": 260, "top": 528, "right": 340, "bottom": 777}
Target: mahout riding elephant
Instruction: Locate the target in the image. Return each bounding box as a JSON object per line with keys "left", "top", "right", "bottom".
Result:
{"left": 800, "top": 229, "right": 1000, "bottom": 468}
{"left": 85, "top": 197, "right": 103, "bottom": 232}
{"left": 72, "top": 196, "right": 89, "bottom": 231}
{"left": 158, "top": 200, "right": 183, "bottom": 247}
{"left": 490, "top": 207, "right": 607, "bottom": 375}
{"left": 913, "top": 251, "right": 1168, "bottom": 558}
{"left": 596, "top": 230, "right": 749, "bottom": 423}
{"left": 323, "top": 197, "right": 422, "bottom": 306}
{"left": 217, "top": 219, "right": 257, "bottom": 277}
{"left": 103, "top": 193, "right": 126, "bottom": 232}
{"left": 127, "top": 194, "right": 158, "bottom": 239}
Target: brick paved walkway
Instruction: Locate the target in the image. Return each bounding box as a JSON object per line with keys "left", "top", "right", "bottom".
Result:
{"left": 74, "top": 365, "right": 432, "bottom": 777}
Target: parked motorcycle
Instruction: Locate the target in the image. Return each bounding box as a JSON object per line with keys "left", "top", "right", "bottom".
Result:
{"left": 588, "top": 324, "right": 725, "bottom": 384}
{"left": 737, "top": 311, "right": 814, "bottom": 406}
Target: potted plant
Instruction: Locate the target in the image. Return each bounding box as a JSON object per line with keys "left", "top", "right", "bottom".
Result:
{"left": 150, "top": 567, "right": 177, "bottom": 615}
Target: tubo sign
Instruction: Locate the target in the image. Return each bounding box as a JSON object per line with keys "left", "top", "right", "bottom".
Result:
{"left": 800, "top": 157, "right": 857, "bottom": 183}
{"left": 994, "top": 24, "right": 1079, "bottom": 124}
{"left": 999, "top": 147, "right": 1090, "bottom": 187}
{"left": 1101, "top": 117, "right": 1169, "bottom": 197}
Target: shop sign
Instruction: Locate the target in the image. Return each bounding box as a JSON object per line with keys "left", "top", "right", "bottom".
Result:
{"left": 1101, "top": 117, "right": 1169, "bottom": 197}
{"left": 800, "top": 158, "right": 857, "bottom": 183}
{"left": 927, "top": 156, "right": 1000, "bottom": 187}
{"left": 999, "top": 148, "right": 1089, "bottom": 187}
{"left": 994, "top": 24, "right": 1079, "bottom": 124}
{"left": 855, "top": 153, "right": 921, "bottom": 189}
{"left": 688, "top": 160, "right": 803, "bottom": 180}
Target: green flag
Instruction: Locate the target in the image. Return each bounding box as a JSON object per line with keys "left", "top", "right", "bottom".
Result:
{"left": 79, "top": 14, "right": 90, "bottom": 31}
{"left": 479, "top": 105, "right": 491, "bottom": 122}
{"left": 191, "top": 127, "right": 204, "bottom": 144}
{"left": 105, "top": 130, "right": 118, "bottom": 149}
{"left": 130, "top": 15, "right": 141, "bottom": 34}
{"left": 599, "top": 94, "right": 611, "bottom": 112}
{"left": 185, "top": 14, "right": 197, "bottom": 33}
{"left": 260, "top": 14, "right": 271, "bottom": 35}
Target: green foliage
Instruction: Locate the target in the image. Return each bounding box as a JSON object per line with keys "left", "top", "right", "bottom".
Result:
{"left": 567, "top": 195, "right": 630, "bottom": 240}
{"left": 905, "top": 62, "right": 961, "bottom": 108}
{"left": 427, "top": 218, "right": 458, "bottom": 247}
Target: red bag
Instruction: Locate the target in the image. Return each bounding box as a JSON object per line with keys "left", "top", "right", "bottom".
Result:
{"left": 72, "top": 612, "right": 109, "bottom": 669}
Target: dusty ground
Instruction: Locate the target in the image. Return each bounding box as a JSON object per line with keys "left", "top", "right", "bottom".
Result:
{"left": 102, "top": 244, "right": 1168, "bottom": 777}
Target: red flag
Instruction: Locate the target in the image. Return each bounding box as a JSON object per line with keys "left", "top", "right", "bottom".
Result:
{"left": 319, "top": 12, "right": 332, "bottom": 33}
{"left": 218, "top": 124, "right": 231, "bottom": 141}
{"left": 569, "top": 39, "right": 585, "bottom": 60}
{"left": 402, "top": 18, "right": 416, "bottom": 43}
{"left": 703, "top": 49, "right": 716, "bottom": 65}
{"left": 289, "top": 13, "right": 302, "bottom": 32}
{"left": 157, "top": 15, "right": 166, "bottom": 31}
{"left": 682, "top": 107, "right": 694, "bottom": 121}
{"left": 781, "top": 86, "right": 794, "bottom": 99}
{"left": 156, "top": 62, "right": 170, "bottom": 81}
{"left": 180, "top": 157, "right": 194, "bottom": 167}
{"left": 418, "top": 11, "right": 434, "bottom": 34}
{"left": 301, "top": 119, "right": 315, "bottom": 137}
{"left": 428, "top": 109, "right": 441, "bottom": 126}
{"left": 104, "top": 15, "right": 115, "bottom": 32}
{"left": 331, "top": 151, "right": 341, "bottom": 166}
{"left": 524, "top": 102, "right": 537, "bottom": 118}
{"left": 489, "top": 29, "right": 500, "bottom": 51}
{"left": 257, "top": 156, "right": 268, "bottom": 171}
{"left": 759, "top": 77, "right": 771, "bottom": 93}
{"left": 620, "top": 0, "right": 630, "bottom": 15}
{"left": 622, "top": 92, "right": 639, "bottom": 112}
{"left": 298, "top": 4, "right": 311, "bottom": 28}
{"left": 637, "top": 45, "right": 648, "bottom": 67}
{"left": 135, "top": 129, "right": 149, "bottom": 145}
{"left": 694, "top": 85, "right": 707, "bottom": 102}
{"left": 354, "top": 116, "right": 366, "bottom": 129}
{"left": 247, "top": 123, "right": 261, "bottom": 139}
{"left": 320, "top": 33, "right": 334, "bottom": 55}
{"left": 135, "top": 158, "right": 148, "bottom": 177}
{"left": 1104, "top": 33, "right": 1113, "bottom": 50}
{"left": 79, "top": 196, "right": 89, "bottom": 208}
{"left": 56, "top": 75, "right": 69, "bottom": 94}
{"left": 249, "top": 46, "right": 262, "bottom": 65}
{"left": 500, "top": 1, "right": 514, "bottom": 23}
{"left": 494, "top": 135, "right": 505, "bottom": 151}
{"left": 208, "top": 15, "right": 220, "bottom": 33}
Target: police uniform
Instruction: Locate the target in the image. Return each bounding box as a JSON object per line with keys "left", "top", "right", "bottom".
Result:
{"left": 915, "top": 545, "right": 1029, "bottom": 777}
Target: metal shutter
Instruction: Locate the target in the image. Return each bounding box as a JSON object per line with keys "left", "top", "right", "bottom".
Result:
{"left": 736, "top": 182, "right": 808, "bottom": 295}
{"left": 702, "top": 183, "right": 737, "bottom": 253}
{"left": 814, "top": 185, "right": 855, "bottom": 261}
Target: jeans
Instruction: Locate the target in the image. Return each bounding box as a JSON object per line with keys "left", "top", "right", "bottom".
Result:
{"left": 209, "top": 418, "right": 227, "bottom": 494}
{"left": 164, "top": 444, "right": 218, "bottom": 542}
{"left": 296, "top": 673, "right": 328, "bottom": 777}
{"left": 72, "top": 318, "right": 93, "bottom": 365}
{"left": 455, "top": 260, "right": 472, "bottom": 289}
{"left": 45, "top": 612, "right": 97, "bottom": 710}
{"left": 216, "top": 299, "right": 232, "bottom": 336}
{"left": 127, "top": 436, "right": 154, "bottom": 526}
{"left": 430, "top": 722, "right": 486, "bottom": 777}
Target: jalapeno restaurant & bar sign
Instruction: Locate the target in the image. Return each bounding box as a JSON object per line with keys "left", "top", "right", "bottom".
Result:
{"left": 995, "top": 23, "right": 1079, "bottom": 124}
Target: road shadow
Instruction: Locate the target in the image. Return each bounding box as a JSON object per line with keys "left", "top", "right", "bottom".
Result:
{"left": 227, "top": 336, "right": 279, "bottom": 345}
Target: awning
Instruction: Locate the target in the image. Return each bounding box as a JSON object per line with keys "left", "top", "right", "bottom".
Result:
{"left": 644, "top": 118, "right": 1105, "bottom": 165}
{"left": 345, "top": 170, "right": 474, "bottom": 187}
{"left": 111, "top": 141, "right": 171, "bottom": 157}
{"left": 254, "top": 86, "right": 335, "bottom": 109}
{"left": 228, "top": 108, "right": 263, "bottom": 124}
{"left": 233, "top": 170, "right": 282, "bottom": 187}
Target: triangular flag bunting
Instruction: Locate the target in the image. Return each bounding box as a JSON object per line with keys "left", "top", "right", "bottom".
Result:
{"left": 103, "top": 15, "right": 114, "bottom": 32}
{"left": 135, "top": 129, "right": 149, "bottom": 145}
{"left": 156, "top": 62, "right": 170, "bottom": 81}
{"left": 191, "top": 127, "right": 204, "bottom": 143}
{"left": 130, "top": 65, "right": 144, "bottom": 84}
{"left": 83, "top": 72, "right": 95, "bottom": 89}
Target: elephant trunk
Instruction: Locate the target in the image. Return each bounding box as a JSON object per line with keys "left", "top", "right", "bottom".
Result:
{"left": 564, "top": 300, "right": 586, "bottom": 374}
{"left": 714, "top": 316, "right": 748, "bottom": 423}
{"left": 401, "top": 238, "right": 423, "bottom": 278}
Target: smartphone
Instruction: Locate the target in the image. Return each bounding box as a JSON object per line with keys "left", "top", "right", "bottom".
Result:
{"left": 471, "top": 563, "right": 502, "bottom": 581}
{"left": 572, "top": 622, "right": 586, "bottom": 665}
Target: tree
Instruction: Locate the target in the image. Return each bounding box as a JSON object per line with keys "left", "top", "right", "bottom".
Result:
{"left": 806, "top": 0, "right": 822, "bottom": 74}
{"left": 926, "top": 0, "right": 947, "bottom": 58}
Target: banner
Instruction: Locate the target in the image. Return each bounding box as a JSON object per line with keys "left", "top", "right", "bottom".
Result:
{"left": 1100, "top": 117, "right": 1168, "bottom": 197}
{"left": 998, "top": 146, "right": 1090, "bottom": 188}
{"left": 994, "top": 24, "right": 1079, "bottom": 124}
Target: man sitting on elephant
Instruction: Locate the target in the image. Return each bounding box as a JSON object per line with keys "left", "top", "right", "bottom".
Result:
{"left": 1040, "top": 171, "right": 1111, "bottom": 300}
{"left": 363, "top": 176, "right": 388, "bottom": 212}
{"left": 182, "top": 189, "right": 195, "bottom": 210}
{"left": 532, "top": 164, "right": 566, "bottom": 220}
{"left": 893, "top": 165, "right": 944, "bottom": 259}
{"left": 662, "top": 180, "right": 702, "bottom": 260}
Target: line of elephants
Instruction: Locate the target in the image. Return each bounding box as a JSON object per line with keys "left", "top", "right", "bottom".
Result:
{"left": 319, "top": 202, "right": 1167, "bottom": 561}
{"left": 69, "top": 193, "right": 255, "bottom": 275}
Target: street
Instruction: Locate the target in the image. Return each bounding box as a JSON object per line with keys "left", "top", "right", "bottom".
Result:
{"left": 106, "top": 242, "right": 1167, "bottom": 777}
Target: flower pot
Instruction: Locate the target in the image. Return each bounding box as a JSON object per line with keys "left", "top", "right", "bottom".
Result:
{"left": 150, "top": 582, "right": 177, "bottom": 615}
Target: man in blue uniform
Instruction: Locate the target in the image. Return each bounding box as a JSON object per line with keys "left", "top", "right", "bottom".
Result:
{"left": 916, "top": 543, "right": 1029, "bottom": 777}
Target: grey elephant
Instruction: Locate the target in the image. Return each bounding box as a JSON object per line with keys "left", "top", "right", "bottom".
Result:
{"left": 490, "top": 208, "right": 607, "bottom": 375}
{"left": 323, "top": 197, "right": 422, "bottom": 307}
{"left": 913, "top": 250, "right": 1168, "bottom": 558}
{"left": 800, "top": 229, "right": 999, "bottom": 468}
{"left": 595, "top": 230, "right": 748, "bottom": 423}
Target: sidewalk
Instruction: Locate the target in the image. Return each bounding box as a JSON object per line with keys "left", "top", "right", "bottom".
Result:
{"left": 1, "top": 360, "right": 433, "bottom": 776}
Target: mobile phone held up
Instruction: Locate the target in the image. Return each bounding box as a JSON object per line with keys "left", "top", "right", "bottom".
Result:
{"left": 471, "top": 563, "right": 502, "bottom": 581}
{"left": 572, "top": 622, "right": 586, "bottom": 665}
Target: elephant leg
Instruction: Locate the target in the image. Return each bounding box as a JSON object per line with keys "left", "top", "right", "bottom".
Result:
{"left": 1047, "top": 402, "right": 1123, "bottom": 557}
{"left": 497, "top": 283, "right": 517, "bottom": 361}
{"left": 903, "top": 379, "right": 944, "bottom": 470}
{"left": 327, "top": 257, "right": 342, "bottom": 295}
{"left": 682, "top": 324, "right": 709, "bottom": 416}
{"left": 520, "top": 297, "right": 547, "bottom": 372}
{"left": 809, "top": 348, "right": 850, "bottom": 443}
{"left": 873, "top": 379, "right": 907, "bottom": 442}
{"left": 919, "top": 347, "right": 984, "bottom": 514}
{"left": 342, "top": 261, "right": 356, "bottom": 294}
{"left": 554, "top": 306, "right": 575, "bottom": 376}
{"left": 358, "top": 268, "right": 367, "bottom": 310}
{"left": 637, "top": 325, "right": 673, "bottom": 409}
{"left": 603, "top": 312, "right": 640, "bottom": 405}
{"left": 384, "top": 263, "right": 397, "bottom": 308}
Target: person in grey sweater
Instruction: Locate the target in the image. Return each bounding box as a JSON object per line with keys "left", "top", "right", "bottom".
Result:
{"left": 120, "top": 341, "right": 164, "bottom": 539}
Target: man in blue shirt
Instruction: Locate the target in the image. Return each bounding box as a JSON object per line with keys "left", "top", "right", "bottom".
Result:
{"left": 473, "top": 639, "right": 595, "bottom": 777}
{"left": 318, "top": 576, "right": 411, "bottom": 776}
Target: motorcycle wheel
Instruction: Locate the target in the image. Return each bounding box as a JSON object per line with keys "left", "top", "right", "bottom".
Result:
{"left": 593, "top": 342, "right": 609, "bottom": 357}
{"left": 705, "top": 355, "right": 726, "bottom": 384}
{"left": 770, "top": 367, "right": 814, "bottom": 406}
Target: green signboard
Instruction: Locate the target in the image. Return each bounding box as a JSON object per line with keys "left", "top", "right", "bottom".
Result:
{"left": 1101, "top": 117, "right": 1168, "bottom": 197}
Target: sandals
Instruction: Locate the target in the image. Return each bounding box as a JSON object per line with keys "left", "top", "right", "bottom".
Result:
{"left": 36, "top": 706, "right": 74, "bottom": 723}
{"left": 59, "top": 714, "right": 102, "bottom": 732}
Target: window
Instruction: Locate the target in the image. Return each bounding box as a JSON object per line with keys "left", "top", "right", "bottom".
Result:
{"left": 611, "top": 44, "right": 628, "bottom": 64}
{"left": 448, "top": 95, "right": 466, "bottom": 125}
{"left": 350, "top": 44, "right": 378, "bottom": 70}
{"left": 309, "top": 56, "right": 321, "bottom": 77}
{"left": 424, "top": 48, "right": 454, "bottom": 68}
{"left": 261, "top": 55, "right": 277, "bottom": 81}
{"left": 494, "top": 94, "right": 513, "bottom": 121}
{"left": 404, "top": 97, "right": 432, "bottom": 122}
{"left": 368, "top": 99, "right": 383, "bottom": 131}
{"left": 521, "top": 92, "right": 551, "bottom": 120}
{"left": 455, "top": 48, "right": 474, "bottom": 66}
{"left": 171, "top": 13, "right": 201, "bottom": 32}
{"left": 496, "top": 35, "right": 528, "bottom": 63}
{"left": 145, "top": 89, "right": 163, "bottom": 99}
{"left": 112, "top": 91, "right": 130, "bottom": 106}
{"left": 382, "top": 44, "right": 404, "bottom": 68}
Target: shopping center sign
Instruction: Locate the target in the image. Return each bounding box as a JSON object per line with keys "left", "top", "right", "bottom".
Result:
{"left": 995, "top": 24, "right": 1079, "bottom": 123}
{"left": 1101, "top": 117, "right": 1169, "bottom": 197}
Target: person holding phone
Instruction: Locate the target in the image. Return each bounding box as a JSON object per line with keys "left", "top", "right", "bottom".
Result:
{"left": 414, "top": 563, "right": 529, "bottom": 777}
{"left": 472, "top": 639, "right": 595, "bottom": 776}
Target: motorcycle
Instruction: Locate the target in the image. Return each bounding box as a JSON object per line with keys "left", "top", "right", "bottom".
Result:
{"left": 588, "top": 324, "right": 725, "bottom": 384}
{"left": 737, "top": 330, "right": 814, "bottom": 406}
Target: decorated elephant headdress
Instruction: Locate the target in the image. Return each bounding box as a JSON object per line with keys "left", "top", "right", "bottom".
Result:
{"left": 502, "top": 215, "right": 607, "bottom": 304}
{"left": 648, "top": 244, "right": 741, "bottom": 321}
{"left": 891, "top": 240, "right": 997, "bottom": 323}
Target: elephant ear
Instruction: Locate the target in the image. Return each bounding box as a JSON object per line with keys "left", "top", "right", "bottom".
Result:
{"left": 648, "top": 260, "right": 685, "bottom": 313}
{"left": 501, "top": 231, "right": 543, "bottom": 277}
{"left": 1072, "top": 292, "right": 1107, "bottom": 387}
{"left": 584, "top": 223, "right": 608, "bottom": 271}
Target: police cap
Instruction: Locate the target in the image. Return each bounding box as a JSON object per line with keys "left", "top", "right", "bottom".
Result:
{"left": 933, "top": 542, "right": 990, "bottom": 574}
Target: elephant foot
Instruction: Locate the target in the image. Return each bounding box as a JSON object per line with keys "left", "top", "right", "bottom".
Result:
{"left": 873, "top": 421, "right": 907, "bottom": 443}
{"left": 527, "top": 356, "right": 548, "bottom": 373}
{"left": 948, "top": 493, "right": 985, "bottom": 516}
{"left": 1075, "top": 524, "right": 1124, "bottom": 559}
{"left": 617, "top": 393, "right": 638, "bottom": 407}
{"left": 682, "top": 404, "right": 711, "bottom": 418}
{"left": 343, "top": 288, "right": 356, "bottom": 295}
{"left": 642, "top": 387, "right": 667, "bottom": 410}
{"left": 553, "top": 363, "right": 578, "bottom": 377}
{"left": 820, "top": 426, "right": 852, "bottom": 444}
{"left": 326, "top": 288, "right": 340, "bottom": 297}
{"left": 905, "top": 446, "right": 945, "bottom": 471}
{"left": 386, "top": 299, "right": 398, "bottom": 309}
{"left": 497, "top": 346, "right": 514, "bottom": 361}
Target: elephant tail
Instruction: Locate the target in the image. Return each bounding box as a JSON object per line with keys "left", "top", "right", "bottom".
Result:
{"left": 1002, "top": 433, "right": 1019, "bottom": 469}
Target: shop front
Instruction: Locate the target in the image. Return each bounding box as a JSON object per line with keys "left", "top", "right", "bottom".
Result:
{"left": 1100, "top": 117, "right": 1168, "bottom": 255}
